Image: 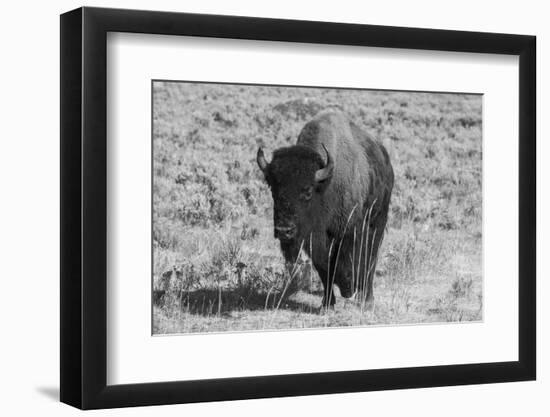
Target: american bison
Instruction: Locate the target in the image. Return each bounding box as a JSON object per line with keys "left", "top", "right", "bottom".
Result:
{"left": 257, "top": 110, "right": 394, "bottom": 308}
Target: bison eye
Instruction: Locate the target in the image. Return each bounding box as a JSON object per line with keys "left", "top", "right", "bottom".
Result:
{"left": 301, "top": 186, "right": 313, "bottom": 201}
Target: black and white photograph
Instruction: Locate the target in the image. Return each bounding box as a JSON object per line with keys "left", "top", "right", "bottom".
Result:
{"left": 152, "top": 81, "right": 483, "bottom": 334}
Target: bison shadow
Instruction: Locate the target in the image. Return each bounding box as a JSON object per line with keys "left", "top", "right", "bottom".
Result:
{"left": 155, "top": 287, "right": 319, "bottom": 317}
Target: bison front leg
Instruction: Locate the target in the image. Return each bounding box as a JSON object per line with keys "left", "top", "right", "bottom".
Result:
{"left": 316, "top": 267, "right": 335, "bottom": 309}
{"left": 331, "top": 238, "right": 356, "bottom": 299}
{"left": 308, "top": 231, "right": 336, "bottom": 309}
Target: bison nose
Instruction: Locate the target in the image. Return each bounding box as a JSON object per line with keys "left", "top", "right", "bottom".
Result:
{"left": 274, "top": 225, "right": 296, "bottom": 240}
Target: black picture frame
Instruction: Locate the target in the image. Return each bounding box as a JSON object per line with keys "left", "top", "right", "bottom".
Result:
{"left": 60, "top": 6, "right": 536, "bottom": 410}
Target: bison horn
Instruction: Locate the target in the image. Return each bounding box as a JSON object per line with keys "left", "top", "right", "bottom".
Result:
{"left": 315, "top": 144, "right": 334, "bottom": 183}
{"left": 256, "top": 147, "right": 269, "bottom": 173}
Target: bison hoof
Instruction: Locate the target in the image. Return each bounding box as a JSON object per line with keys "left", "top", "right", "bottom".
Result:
{"left": 338, "top": 283, "right": 355, "bottom": 299}
{"left": 321, "top": 295, "right": 335, "bottom": 309}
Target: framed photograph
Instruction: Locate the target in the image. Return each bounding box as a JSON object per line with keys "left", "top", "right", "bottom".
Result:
{"left": 60, "top": 6, "right": 536, "bottom": 409}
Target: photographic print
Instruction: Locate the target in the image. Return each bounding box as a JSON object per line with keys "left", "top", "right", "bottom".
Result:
{"left": 152, "top": 81, "right": 483, "bottom": 335}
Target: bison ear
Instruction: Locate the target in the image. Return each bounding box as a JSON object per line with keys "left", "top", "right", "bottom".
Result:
{"left": 314, "top": 144, "right": 334, "bottom": 186}
{"left": 256, "top": 147, "right": 269, "bottom": 174}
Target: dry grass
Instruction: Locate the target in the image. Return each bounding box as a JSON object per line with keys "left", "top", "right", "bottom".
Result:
{"left": 152, "top": 82, "right": 483, "bottom": 334}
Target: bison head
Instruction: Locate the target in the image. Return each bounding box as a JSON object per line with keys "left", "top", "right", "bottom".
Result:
{"left": 257, "top": 144, "right": 334, "bottom": 247}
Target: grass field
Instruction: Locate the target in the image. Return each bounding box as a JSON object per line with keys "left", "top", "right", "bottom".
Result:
{"left": 152, "top": 81, "right": 483, "bottom": 334}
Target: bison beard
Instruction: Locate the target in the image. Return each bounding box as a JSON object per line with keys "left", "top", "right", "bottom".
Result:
{"left": 257, "top": 111, "right": 394, "bottom": 309}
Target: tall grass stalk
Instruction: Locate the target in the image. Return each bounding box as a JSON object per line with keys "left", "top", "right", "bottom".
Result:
{"left": 325, "top": 237, "right": 336, "bottom": 311}
{"left": 358, "top": 200, "right": 377, "bottom": 313}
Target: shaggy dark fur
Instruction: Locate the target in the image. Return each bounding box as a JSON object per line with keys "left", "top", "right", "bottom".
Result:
{"left": 258, "top": 111, "right": 394, "bottom": 308}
